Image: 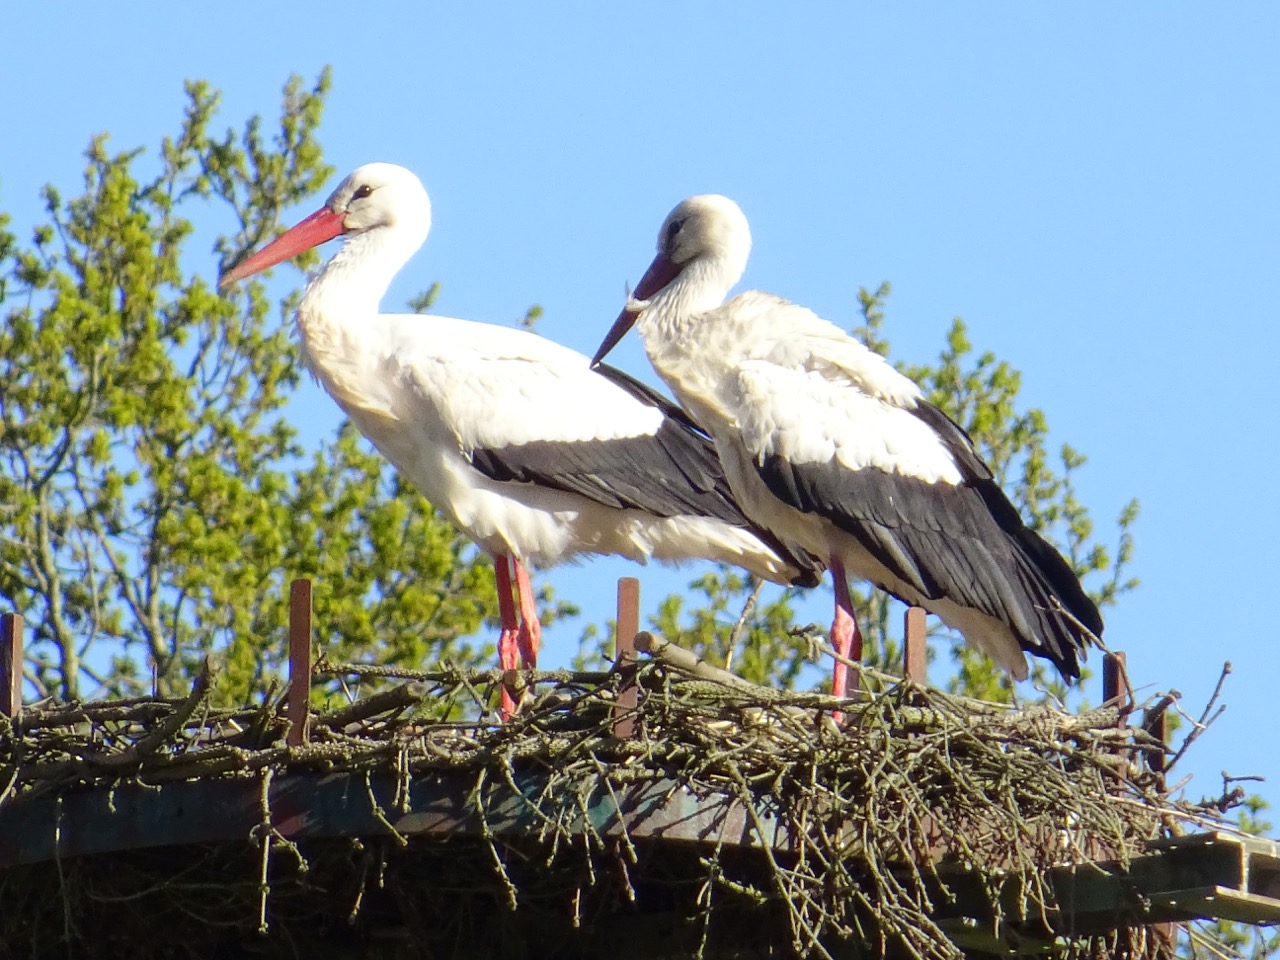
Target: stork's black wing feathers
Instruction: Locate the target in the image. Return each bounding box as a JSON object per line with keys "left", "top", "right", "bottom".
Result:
{"left": 468, "top": 428, "right": 729, "bottom": 518}
{"left": 469, "top": 363, "right": 823, "bottom": 587}
{"left": 909, "top": 402, "right": 1103, "bottom": 637}
{"left": 756, "top": 400, "right": 1102, "bottom": 678}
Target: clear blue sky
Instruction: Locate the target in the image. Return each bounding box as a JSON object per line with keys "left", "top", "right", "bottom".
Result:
{"left": 5, "top": 4, "right": 1278, "bottom": 819}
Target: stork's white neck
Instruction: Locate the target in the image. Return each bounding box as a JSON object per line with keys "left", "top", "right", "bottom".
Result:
{"left": 636, "top": 253, "right": 742, "bottom": 341}
{"left": 299, "top": 223, "right": 423, "bottom": 331}
{"left": 293, "top": 219, "right": 427, "bottom": 407}
{"left": 637, "top": 256, "right": 742, "bottom": 360}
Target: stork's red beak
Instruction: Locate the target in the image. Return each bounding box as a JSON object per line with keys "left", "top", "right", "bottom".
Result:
{"left": 218, "top": 207, "right": 346, "bottom": 288}
{"left": 590, "top": 253, "right": 681, "bottom": 367}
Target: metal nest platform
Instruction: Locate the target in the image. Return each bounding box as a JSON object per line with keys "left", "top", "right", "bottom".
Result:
{"left": 1, "top": 580, "right": 1276, "bottom": 959}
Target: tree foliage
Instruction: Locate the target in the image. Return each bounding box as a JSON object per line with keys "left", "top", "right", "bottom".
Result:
{"left": 0, "top": 75, "right": 1139, "bottom": 712}
{"left": 3, "top": 72, "right": 1276, "bottom": 959}
{"left": 0, "top": 73, "right": 495, "bottom": 704}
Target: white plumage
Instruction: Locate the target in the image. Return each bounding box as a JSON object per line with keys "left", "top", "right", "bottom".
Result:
{"left": 221, "top": 167, "right": 816, "bottom": 715}
{"left": 593, "top": 194, "right": 1102, "bottom": 699}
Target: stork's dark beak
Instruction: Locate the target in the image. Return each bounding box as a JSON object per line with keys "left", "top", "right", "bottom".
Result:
{"left": 591, "top": 252, "right": 681, "bottom": 367}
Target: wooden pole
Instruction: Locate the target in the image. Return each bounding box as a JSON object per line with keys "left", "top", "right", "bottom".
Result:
{"left": 1, "top": 614, "right": 22, "bottom": 719}
{"left": 287, "top": 579, "right": 313, "bottom": 747}
{"left": 903, "top": 606, "right": 927, "bottom": 683}
{"left": 613, "top": 578, "right": 639, "bottom": 740}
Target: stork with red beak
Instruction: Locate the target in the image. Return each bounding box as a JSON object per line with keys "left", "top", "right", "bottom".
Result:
{"left": 221, "top": 167, "right": 819, "bottom": 716}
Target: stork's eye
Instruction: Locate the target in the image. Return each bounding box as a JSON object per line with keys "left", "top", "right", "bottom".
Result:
{"left": 352, "top": 184, "right": 374, "bottom": 201}
{"left": 663, "top": 217, "right": 684, "bottom": 250}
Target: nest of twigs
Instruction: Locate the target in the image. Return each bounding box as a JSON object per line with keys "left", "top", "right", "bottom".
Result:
{"left": 0, "top": 639, "right": 1230, "bottom": 960}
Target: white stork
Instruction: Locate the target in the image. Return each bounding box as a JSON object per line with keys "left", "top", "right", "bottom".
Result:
{"left": 220, "top": 166, "right": 818, "bottom": 716}
{"left": 592, "top": 194, "right": 1102, "bottom": 699}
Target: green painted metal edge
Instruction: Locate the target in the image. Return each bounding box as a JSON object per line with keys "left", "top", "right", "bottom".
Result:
{"left": 0, "top": 769, "right": 788, "bottom": 869}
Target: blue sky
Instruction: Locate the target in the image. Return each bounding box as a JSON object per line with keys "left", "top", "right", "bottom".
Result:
{"left": 5, "top": 4, "right": 1279, "bottom": 818}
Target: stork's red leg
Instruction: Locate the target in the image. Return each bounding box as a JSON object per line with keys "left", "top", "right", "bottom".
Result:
{"left": 828, "top": 556, "right": 863, "bottom": 715}
{"left": 493, "top": 554, "right": 520, "bottom": 718}
{"left": 512, "top": 557, "right": 543, "bottom": 668}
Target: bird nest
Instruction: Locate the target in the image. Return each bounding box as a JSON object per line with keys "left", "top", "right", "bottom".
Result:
{"left": 0, "top": 643, "right": 1235, "bottom": 960}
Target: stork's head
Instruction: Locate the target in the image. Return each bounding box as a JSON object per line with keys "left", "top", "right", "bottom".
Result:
{"left": 655, "top": 194, "right": 752, "bottom": 275}
{"left": 326, "top": 163, "right": 432, "bottom": 237}
{"left": 219, "top": 162, "right": 431, "bottom": 288}
{"left": 591, "top": 194, "right": 751, "bottom": 367}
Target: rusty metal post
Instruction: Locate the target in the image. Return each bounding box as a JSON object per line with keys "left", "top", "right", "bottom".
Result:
{"left": 903, "top": 606, "right": 927, "bottom": 683}
{"left": 1101, "top": 651, "right": 1137, "bottom": 794}
{"left": 613, "top": 578, "right": 640, "bottom": 740}
{"left": 1, "top": 614, "right": 22, "bottom": 719}
{"left": 287, "top": 579, "right": 313, "bottom": 747}
{"left": 1102, "top": 651, "right": 1132, "bottom": 714}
